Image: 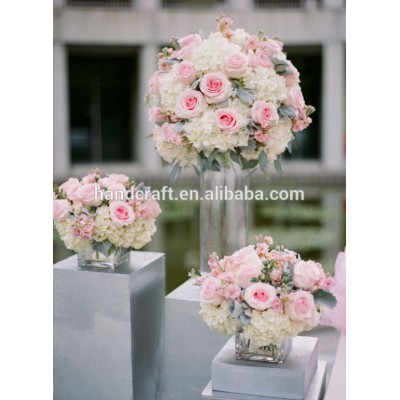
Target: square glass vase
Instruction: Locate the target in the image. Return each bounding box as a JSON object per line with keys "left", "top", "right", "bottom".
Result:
{"left": 77, "top": 247, "right": 130, "bottom": 270}
{"left": 235, "top": 330, "right": 293, "bottom": 364}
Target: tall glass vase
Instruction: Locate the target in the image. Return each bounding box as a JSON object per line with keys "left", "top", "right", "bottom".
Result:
{"left": 199, "top": 163, "right": 249, "bottom": 272}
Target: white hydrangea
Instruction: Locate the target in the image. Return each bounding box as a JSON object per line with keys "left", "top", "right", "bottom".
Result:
{"left": 231, "top": 28, "right": 250, "bottom": 48}
{"left": 243, "top": 66, "right": 287, "bottom": 104}
{"left": 184, "top": 109, "right": 248, "bottom": 155}
{"left": 243, "top": 309, "right": 309, "bottom": 346}
{"left": 192, "top": 32, "right": 241, "bottom": 73}
{"left": 159, "top": 74, "right": 187, "bottom": 113}
{"left": 153, "top": 125, "right": 197, "bottom": 167}
{"left": 200, "top": 301, "right": 237, "bottom": 335}
{"left": 228, "top": 97, "right": 251, "bottom": 118}
{"left": 55, "top": 219, "right": 93, "bottom": 253}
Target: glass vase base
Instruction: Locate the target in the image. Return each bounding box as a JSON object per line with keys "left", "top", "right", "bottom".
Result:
{"left": 77, "top": 248, "right": 130, "bottom": 270}
{"left": 235, "top": 332, "right": 292, "bottom": 364}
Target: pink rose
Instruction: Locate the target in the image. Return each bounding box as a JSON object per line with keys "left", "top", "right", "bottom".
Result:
{"left": 292, "top": 116, "right": 312, "bottom": 133}
{"left": 269, "top": 269, "right": 282, "bottom": 283}
{"left": 244, "top": 283, "right": 277, "bottom": 311}
{"left": 285, "top": 63, "right": 300, "bottom": 86}
{"left": 245, "top": 35, "right": 259, "bottom": 51}
{"left": 214, "top": 108, "right": 245, "bottom": 134}
{"left": 59, "top": 177, "right": 79, "bottom": 193}
{"left": 293, "top": 260, "right": 323, "bottom": 290}
{"left": 284, "top": 86, "right": 305, "bottom": 111}
{"left": 200, "top": 277, "right": 223, "bottom": 306}
{"left": 161, "top": 123, "right": 182, "bottom": 145}
{"left": 53, "top": 199, "right": 71, "bottom": 221}
{"left": 72, "top": 214, "right": 95, "bottom": 239}
{"left": 98, "top": 174, "right": 129, "bottom": 188}
{"left": 232, "top": 245, "right": 264, "bottom": 288}
{"left": 254, "top": 130, "right": 268, "bottom": 143}
{"left": 109, "top": 201, "right": 135, "bottom": 228}
{"left": 285, "top": 290, "right": 320, "bottom": 326}
{"left": 149, "top": 72, "right": 161, "bottom": 96}
{"left": 251, "top": 101, "right": 279, "bottom": 129}
{"left": 175, "top": 89, "right": 207, "bottom": 119}
{"left": 224, "top": 52, "right": 249, "bottom": 79}
{"left": 223, "top": 284, "right": 241, "bottom": 300}
{"left": 107, "top": 183, "right": 127, "bottom": 201}
{"left": 319, "top": 277, "right": 335, "bottom": 291}
{"left": 177, "top": 33, "right": 202, "bottom": 60}
{"left": 200, "top": 72, "right": 233, "bottom": 104}
{"left": 139, "top": 196, "right": 162, "bottom": 219}
{"left": 173, "top": 61, "right": 197, "bottom": 85}
{"left": 259, "top": 39, "right": 283, "bottom": 56}
{"left": 77, "top": 183, "right": 103, "bottom": 207}
{"left": 148, "top": 107, "right": 165, "bottom": 124}
{"left": 248, "top": 49, "right": 272, "bottom": 68}
{"left": 81, "top": 173, "right": 97, "bottom": 184}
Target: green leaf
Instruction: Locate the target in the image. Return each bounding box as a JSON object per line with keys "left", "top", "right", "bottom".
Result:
{"left": 242, "top": 159, "right": 258, "bottom": 170}
{"left": 287, "top": 140, "right": 293, "bottom": 154}
{"left": 278, "top": 106, "right": 297, "bottom": 118}
{"left": 193, "top": 165, "right": 201, "bottom": 178}
{"left": 191, "top": 79, "right": 200, "bottom": 90}
{"left": 93, "top": 240, "right": 113, "bottom": 257}
{"left": 170, "top": 163, "right": 181, "bottom": 184}
{"left": 312, "top": 289, "right": 337, "bottom": 309}
{"left": 274, "top": 158, "right": 283, "bottom": 174}
{"left": 209, "top": 159, "right": 221, "bottom": 172}
{"left": 229, "top": 150, "right": 240, "bottom": 164}
{"left": 258, "top": 150, "right": 268, "bottom": 172}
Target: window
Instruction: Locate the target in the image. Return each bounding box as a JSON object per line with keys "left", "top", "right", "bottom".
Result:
{"left": 162, "top": 0, "right": 225, "bottom": 8}
{"left": 254, "top": 0, "right": 321, "bottom": 8}
{"left": 68, "top": 47, "right": 138, "bottom": 164}
{"left": 283, "top": 46, "right": 322, "bottom": 160}
{"left": 66, "top": 0, "right": 132, "bottom": 7}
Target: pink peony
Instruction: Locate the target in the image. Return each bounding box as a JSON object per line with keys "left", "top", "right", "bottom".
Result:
{"left": 161, "top": 123, "right": 182, "bottom": 145}
{"left": 285, "top": 290, "right": 320, "bottom": 326}
{"left": 284, "top": 86, "right": 305, "bottom": 111}
{"left": 254, "top": 130, "right": 268, "bottom": 143}
{"left": 107, "top": 183, "right": 127, "bottom": 201}
{"left": 81, "top": 173, "right": 97, "bottom": 184}
{"left": 200, "top": 277, "right": 223, "bottom": 306}
{"left": 259, "top": 39, "right": 283, "bottom": 56}
{"left": 232, "top": 245, "right": 264, "bottom": 288}
{"left": 224, "top": 52, "right": 249, "bottom": 79}
{"left": 77, "top": 183, "right": 103, "bottom": 207}
{"left": 245, "top": 35, "right": 259, "bottom": 51}
{"left": 214, "top": 108, "right": 245, "bottom": 134}
{"left": 319, "top": 277, "right": 335, "bottom": 291}
{"left": 251, "top": 101, "right": 279, "bottom": 129}
{"left": 177, "top": 33, "right": 202, "bottom": 60}
{"left": 139, "top": 196, "right": 162, "bottom": 219}
{"left": 59, "top": 177, "right": 80, "bottom": 193}
{"left": 293, "top": 260, "right": 323, "bottom": 290}
{"left": 199, "top": 72, "right": 233, "bottom": 104}
{"left": 98, "top": 174, "right": 129, "bottom": 188}
{"left": 175, "top": 89, "right": 207, "bottom": 119}
{"left": 223, "top": 283, "right": 241, "bottom": 300}
{"left": 53, "top": 199, "right": 72, "bottom": 221}
{"left": 109, "top": 201, "right": 135, "bottom": 228}
{"left": 173, "top": 61, "right": 197, "bottom": 85}
{"left": 292, "top": 117, "right": 312, "bottom": 133}
{"left": 244, "top": 282, "right": 277, "bottom": 311}
{"left": 71, "top": 214, "right": 95, "bottom": 239}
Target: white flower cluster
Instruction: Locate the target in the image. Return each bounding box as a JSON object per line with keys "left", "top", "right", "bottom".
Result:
{"left": 147, "top": 15, "right": 314, "bottom": 171}
{"left": 199, "top": 301, "right": 238, "bottom": 336}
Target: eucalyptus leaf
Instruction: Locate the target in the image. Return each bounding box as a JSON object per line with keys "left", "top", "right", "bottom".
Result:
{"left": 312, "top": 289, "right": 337, "bottom": 309}
{"left": 170, "top": 163, "right": 181, "bottom": 184}
{"left": 242, "top": 159, "right": 258, "bottom": 170}
{"left": 193, "top": 165, "right": 201, "bottom": 178}
{"left": 278, "top": 106, "right": 297, "bottom": 118}
{"left": 242, "top": 137, "right": 256, "bottom": 152}
{"left": 93, "top": 240, "right": 113, "bottom": 257}
{"left": 229, "top": 150, "right": 240, "bottom": 164}
{"left": 237, "top": 87, "right": 255, "bottom": 105}
{"left": 272, "top": 57, "right": 290, "bottom": 67}
{"left": 216, "top": 100, "right": 229, "bottom": 109}
{"left": 239, "top": 313, "right": 251, "bottom": 325}
{"left": 209, "top": 159, "right": 221, "bottom": 172}
{"left": 191, "top": 79, "right": 200, "bottom": 90}
{"left": 258, "top": 150, "right": 268, "bottom": 172}
{"left": 287, "top": 140, "right": 293, "bottom": 154}
{"left": 161, "top": 157, "right": 170, "bottom": 167}
{"left": 228, "top": 299, "right": 235, "bottom": 317}
{"left": 174, "top": 122, "right": 185, "bottom": 133}
{"left": 274, "top": 158, "right": 283, "bottom": 174}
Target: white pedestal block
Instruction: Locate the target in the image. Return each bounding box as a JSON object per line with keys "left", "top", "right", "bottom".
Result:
{"left": 54, "top": 251, "right": 165, "bottom": 400}
{"left": 212, "top": 336, "right": 318, "bottom": 400}
{"left": 201, "top": 361, "right": 326, "bottom": 400}
{"left": 165, "top": 278, "right": 228, "bottom": 400}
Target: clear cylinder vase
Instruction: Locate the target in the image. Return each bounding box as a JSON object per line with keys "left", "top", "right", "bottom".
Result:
{"left": 199, "top": 163, "right": 249, "bottom": 272}
{"left": 77, "top": 247, "right": 130, "bottom": 270}
{"left": 235, "top": 327, "right": 292, "bottom": 364}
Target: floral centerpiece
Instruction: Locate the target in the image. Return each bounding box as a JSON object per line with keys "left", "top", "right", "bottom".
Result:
{"left": 53, "top": 170, "right": 162, "bottom": 269}
{"left": 190, "top": 235, "right": 336, "bottom": 363}
{"left": 146, "top": 15, "right": 315, "bottom": 179}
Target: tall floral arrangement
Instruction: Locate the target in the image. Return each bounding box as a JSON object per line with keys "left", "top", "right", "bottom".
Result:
{"left": 191, "top": 235, "right": 336, "bottom": 346}
{"left": 53, "top": 170, "right": 162, "bottom": 255}
{"left": 146, "top": 15, "right": 314, "bottom": 181}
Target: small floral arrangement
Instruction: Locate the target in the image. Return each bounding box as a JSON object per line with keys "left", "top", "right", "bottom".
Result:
{"left": 190, "top": 235, "right": 336, "bottom": 346}
{"left": 53, "top": 170, "right": 162, "bottom": 256}
{"left": 146, "top": 15, "right": 314, "bottom": 181}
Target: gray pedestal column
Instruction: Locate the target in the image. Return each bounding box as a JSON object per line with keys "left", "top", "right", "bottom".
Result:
{"left": 165, "top": 278, "right": 228, "bottom": 400}
{"left": 54, "top": 251, "right": 165, "bottom": 400}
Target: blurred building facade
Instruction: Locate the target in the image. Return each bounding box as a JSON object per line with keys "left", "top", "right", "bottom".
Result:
{"left": 53, "top": 0, "right": 345, "bottom": 182}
